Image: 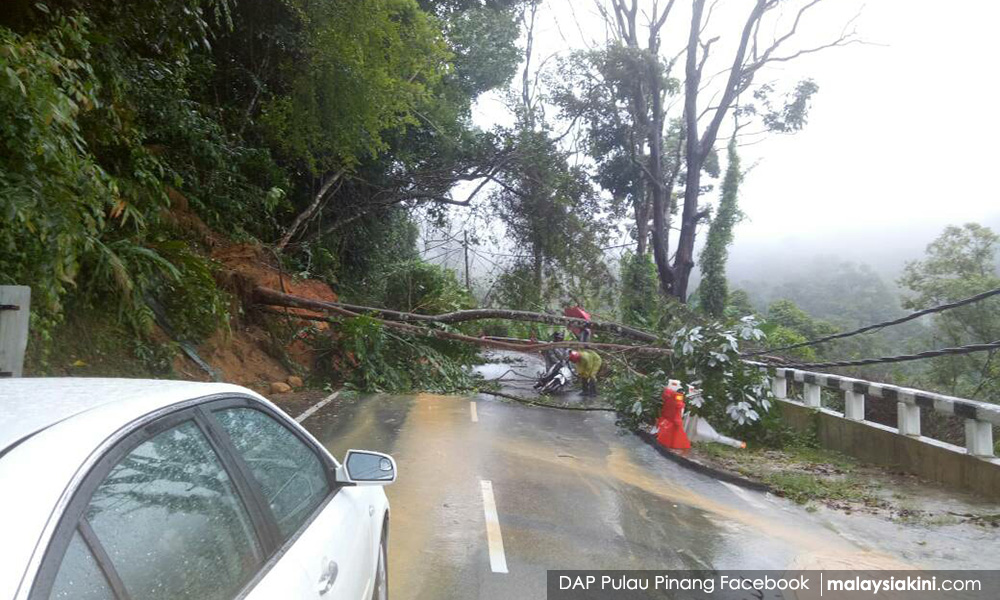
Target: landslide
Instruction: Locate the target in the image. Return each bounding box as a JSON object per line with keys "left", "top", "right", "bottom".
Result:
{"left": 28, "top": 191, "right": 342, "bottom": 398}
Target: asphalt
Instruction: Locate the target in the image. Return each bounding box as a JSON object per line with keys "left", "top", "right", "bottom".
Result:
{"left": 290, "top": 383, "right": 1000, "bottom": 600}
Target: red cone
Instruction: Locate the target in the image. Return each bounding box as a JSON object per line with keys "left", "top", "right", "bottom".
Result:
{"left": 655, "top": 385, "right": 691, "bottom": 450}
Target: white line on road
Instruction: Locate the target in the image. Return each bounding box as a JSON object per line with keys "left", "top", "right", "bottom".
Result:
{"left": 479, "top": 479, "right": 508, "bottom": 574}
{"left": 470, "top": 401, "right": 479, "bottom": 422}
{"left": 719, "top": 480, "right": 769, "bottom": 511}
{"left": 295, "top": 390, "right": 341, "bottom": 423}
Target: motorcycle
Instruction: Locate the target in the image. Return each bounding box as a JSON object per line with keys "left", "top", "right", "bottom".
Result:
{"left": 534, "top": 358, "right": 574, "bottom": 394}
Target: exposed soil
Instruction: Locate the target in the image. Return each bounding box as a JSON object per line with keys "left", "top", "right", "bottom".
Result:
{"left": 30, "top": 193, "right": 345, "bottom": 398}
{"left": 160, "top": 192, "right": 345, "bottom": 391}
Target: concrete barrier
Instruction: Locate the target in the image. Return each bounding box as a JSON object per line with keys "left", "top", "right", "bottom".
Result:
{"left": 777, "top": 396, "right": 1000, "bottom": 500}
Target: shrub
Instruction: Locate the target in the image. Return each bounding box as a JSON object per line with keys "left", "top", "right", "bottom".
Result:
{"left": 607, "top": 316, "right": 776, "bottom": 440}
{"left": 0, "top": 15, "right": 111, "bottom": 320}
{"left": 381, "top": 260, "right": 473, "bottom": 314}
{"left": 315, "top": 315, "right": 480, "bottom": 393}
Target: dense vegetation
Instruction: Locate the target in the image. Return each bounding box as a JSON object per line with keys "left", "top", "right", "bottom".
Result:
{"left": 2, "top": 0, "right": 995, "bottom": 439}
{"left": 1, "top": 0, "right": 524, "bottom": 381}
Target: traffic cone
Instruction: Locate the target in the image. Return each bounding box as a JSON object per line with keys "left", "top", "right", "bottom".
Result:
{"left": 655, "top": 380, "right": 691, "bottom": 450}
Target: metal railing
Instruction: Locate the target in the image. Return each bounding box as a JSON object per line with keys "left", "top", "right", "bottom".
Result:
{"left": 750, "top": 362, "right": 999, "bottom": 458}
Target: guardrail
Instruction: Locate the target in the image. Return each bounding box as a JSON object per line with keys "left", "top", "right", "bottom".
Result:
{"left": 750, "top": 362, "right": 998, "bottom": 458}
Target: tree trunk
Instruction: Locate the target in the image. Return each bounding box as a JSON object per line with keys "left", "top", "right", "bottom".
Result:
{"left": 532, "top": 242, "right": 544, "bottom": 303}
{"left": 646, "top": 55, "right": 675, "bottom": 297}
{"left": 671, "top": 0, "right": 708, "bottom": 302}
{"left": 275, "top": 168, "right": 345, "bottom": 252}
{"left": 252, "top": 286, "right": 661, "bottom": 343}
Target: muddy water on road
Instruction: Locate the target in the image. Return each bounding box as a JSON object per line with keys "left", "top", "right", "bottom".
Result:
{"left": 299, "top": 391, "right": 992, "bottom": 600}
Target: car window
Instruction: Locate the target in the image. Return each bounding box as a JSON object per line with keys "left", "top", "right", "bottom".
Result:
{"left": 84, "top": 420, "right": 260, "bottom": 600}
{"left": 214, "top": 408, "right": 330, "bottom": 539}
{"left": 48, "top": 531, "right": 114, "bottom": 600}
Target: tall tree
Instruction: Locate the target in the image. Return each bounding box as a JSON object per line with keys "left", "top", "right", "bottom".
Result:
{"left": 672, "top": 0, "right": 853, "bottom": 299}
{"left": 488, "top": 0, "right": 607, "bottom": 308}
{"left": 568, "top": 0, "right": 855, "bottom": 301}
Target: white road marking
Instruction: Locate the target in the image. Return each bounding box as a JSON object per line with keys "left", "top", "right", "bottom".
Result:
{"left": 295, "top": 390, "right": 341, "bottom": 423}
{"left": 479, "top": 479, "right": 508, "bottom": 573}
{"left": 470, "top": 401, "right": 479, "bottom": 422}
{"left": 720, "top": 480, "right": 769, "bottom": 511}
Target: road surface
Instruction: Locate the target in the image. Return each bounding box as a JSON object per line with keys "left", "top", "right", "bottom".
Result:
{"left": 292, "top": 387, "right": 997, "bottom": 600}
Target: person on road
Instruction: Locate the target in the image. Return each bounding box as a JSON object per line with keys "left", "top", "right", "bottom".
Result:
{"left": 568, "top": 350, "right": 602, "bottom": 397}
{"left": 544, "top": 329, "right": 568, "bottom": 368}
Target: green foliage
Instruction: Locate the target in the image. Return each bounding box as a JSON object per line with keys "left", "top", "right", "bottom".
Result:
{"left": 489, "top": 127, "right": 610, "bottom": 308}
{"left": 0, "top": 1, "right": 251, "bottom": 349}
{"left": 606, "top": 316, "right": 775, "bottom": 436}
{"left": 724, "top": 289, "right": 756, "bottom": 320}
{"left": 607, "top": 366, "right": 668, "bottom": 431}
{"left": 739, "top": 79, "right": 820, "bottom": 133}
{"left": 381, "top": 260, "right": 474, "bottom": 314}
{"left": 899, "top": 223, "right": 1000, "bottom": 400}
{"left": 25, "top": 303, "right": 178, "bottom": 377}
{"left": 699, "top": 138, "right": 743, "bottom": 318}
{"left": 669, "top": 318, "right": 773, "bottom": 427}
{"left": 0, "top": 14, "right": 111, "bottom": 318}
{"left": 153, "top": 242, "right": 230, "bottom": 342}
{"left": 551, "top": 45, "right": 679, "bottom": 234}
{"left": 491, "top": 264, "right": 546, "bottom": 311}
{"left": 260, "top": 0, "right": 449, "bottom": 173}
{"left": 438, "top": 3, "right": 521, "bottom": 97}
{"left": 757, "top": 324, "right": 817, "bottom": 361}
{"left": 766, "top": 299, "right": 837, "bottom": 341}
{"left": 324, "top": 315, "right": 479, "bottom": 393}
{"left": 3, "top": 0, "right": 508, "bottom": 353}
{"left": 619, "top": 252, "right": 664, "bottom": 328}
{"left": 766, "top": 259, "right": 904, "bottom": 329}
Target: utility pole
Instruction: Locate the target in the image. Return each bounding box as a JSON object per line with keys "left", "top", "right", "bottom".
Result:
{"left": 463, "top": 231, "right": 471, "bottom": 292}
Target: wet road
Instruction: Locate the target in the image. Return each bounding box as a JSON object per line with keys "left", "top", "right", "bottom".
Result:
{"left": 289, "top": 386, "right": 1000, "bottom": 599}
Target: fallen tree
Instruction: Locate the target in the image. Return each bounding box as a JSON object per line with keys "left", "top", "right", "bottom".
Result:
{"left": 258, "top": 307, "right": 674, "bottom": 357}
{"left": 253, "top": 286, "right": 660, "bottom": 344}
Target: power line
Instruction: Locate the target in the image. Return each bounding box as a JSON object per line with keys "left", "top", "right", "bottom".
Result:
{"left": 761, "top": 339, "right": 1000, "bottom": 370}
{"left": 742, "top": 286, "right": 1000, "bottom": 357}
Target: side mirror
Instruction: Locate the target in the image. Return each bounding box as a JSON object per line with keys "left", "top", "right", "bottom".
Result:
{"left": 336, "top": 450, "right": 397, "bottom": 486}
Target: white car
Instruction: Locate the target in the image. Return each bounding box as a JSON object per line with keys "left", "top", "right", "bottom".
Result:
{"left": 0, "top": 378, "right": 394, "bottom": 600}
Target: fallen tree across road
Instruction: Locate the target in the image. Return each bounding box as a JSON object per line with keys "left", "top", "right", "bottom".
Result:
{"left": 257, "top": 307, "right": 675, "bottom": 357}
{"left": 253, "top": 286, "right": 660, "bottom": 344}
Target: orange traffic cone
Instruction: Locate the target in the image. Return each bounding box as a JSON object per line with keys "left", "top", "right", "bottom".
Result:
{"left": 655, "top": 380, "right": 691, "bottom": 450}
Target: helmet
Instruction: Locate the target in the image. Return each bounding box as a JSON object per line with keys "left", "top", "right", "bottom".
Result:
{"left": 568, "top": 351, "right": 581, "bottom": 363}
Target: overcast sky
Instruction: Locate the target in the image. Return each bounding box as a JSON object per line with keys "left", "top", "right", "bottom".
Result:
{"left": 454, "top": 0, "right": 1000, "bottom": 278}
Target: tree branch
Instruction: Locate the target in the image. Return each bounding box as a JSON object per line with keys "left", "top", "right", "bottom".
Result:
{"left": 252, "top": 286, "right": 662, "bottom": 344}
{"left": 276, "top": 168, "right": 347, "bottom": 252}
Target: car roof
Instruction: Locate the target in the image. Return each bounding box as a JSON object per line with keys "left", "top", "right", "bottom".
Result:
{"left": 0, "top": 378, "right": 255, "bottom": 455}
{"left": 0, "top": 378, "right": 267, "bottom": 600}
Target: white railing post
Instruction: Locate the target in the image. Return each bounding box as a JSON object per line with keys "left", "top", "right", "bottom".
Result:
{"left": 771, "top": 374, "right": 787, "bottom": 399}
{"left": 965, "top": 419, "right": 994, "bottom": 457}
{"left": 803, "top": 383, "right": 821, "bottom": 408}
{"left": 845, "top": 391, "right": 865, "bottom": 421}
{"left": 0, "top": 286, "right": 31, "bottom": 378}
{"left": 897, "top": 402, "right": 921, "bottom": 436}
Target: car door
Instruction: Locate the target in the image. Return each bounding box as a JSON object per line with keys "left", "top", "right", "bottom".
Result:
{"left": 287, "top": 486, "right": 373, "bottom": 598}
{"left": 208, "top": 403, "right": 373, "bottom": 600}
{"left": 29, "top": 409, "right": 315, "bottom": 600}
